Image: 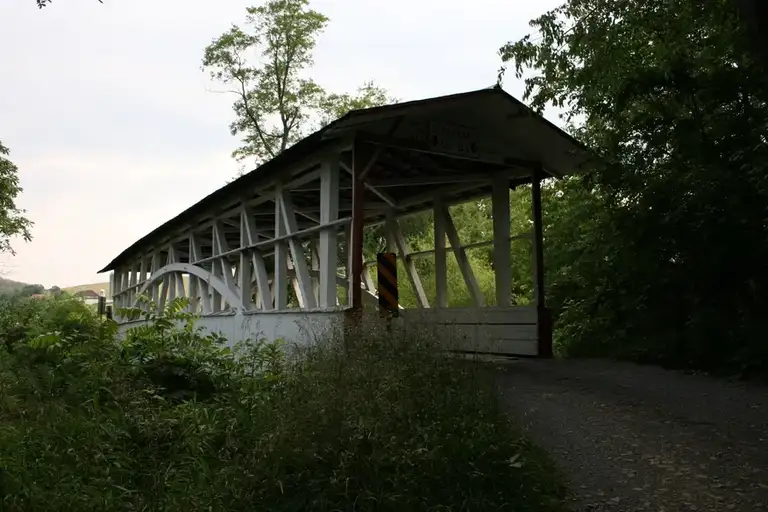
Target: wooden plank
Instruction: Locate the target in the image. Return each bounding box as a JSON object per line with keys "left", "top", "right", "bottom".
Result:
{"left": 412, "top": 323, "right": 538, "bottom": 356}
{"left": 402, "top": 307, "right": 537, "bottom": 325}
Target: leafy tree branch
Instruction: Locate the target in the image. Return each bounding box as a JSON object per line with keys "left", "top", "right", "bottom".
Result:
{"left": 203, "top": 0, "right": 395, "bottom": 172}
{"left": 0, "top": 141, "right": 33, "bottom": 255}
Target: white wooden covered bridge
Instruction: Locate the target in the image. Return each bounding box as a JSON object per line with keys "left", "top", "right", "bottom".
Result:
{"left": 99, "top": 86, "right": 591, "bottom": 357}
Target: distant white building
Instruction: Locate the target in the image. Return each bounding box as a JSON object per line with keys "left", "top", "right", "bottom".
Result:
{"left": 74, "top": 289, "right": 101, "bottom": 305}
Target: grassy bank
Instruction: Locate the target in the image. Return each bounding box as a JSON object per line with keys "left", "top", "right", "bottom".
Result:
{"left": 0, "top": 296, "right": 565, "bottom": 511}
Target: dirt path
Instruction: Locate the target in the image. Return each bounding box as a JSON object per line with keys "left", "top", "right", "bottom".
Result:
{"left": 494, "top": 358, "right": 768, "bottom": 511}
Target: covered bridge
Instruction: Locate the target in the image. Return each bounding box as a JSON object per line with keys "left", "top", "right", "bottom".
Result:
{"left": 99, "top": 86, "right": 592, "bottom": 357}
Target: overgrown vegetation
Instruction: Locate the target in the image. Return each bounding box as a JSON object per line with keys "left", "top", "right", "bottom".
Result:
{"left": 489, "top": 0, "right": 768, "bottom": 376}
{"left": 0, "top": 295, "right": 564, "bottom": 511}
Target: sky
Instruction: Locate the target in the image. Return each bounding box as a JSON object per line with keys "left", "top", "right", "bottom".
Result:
{"left": 0, "top": 0, "right": 560, "bottom": 288}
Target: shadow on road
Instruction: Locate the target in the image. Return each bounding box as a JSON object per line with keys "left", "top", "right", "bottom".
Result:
{"left": 490, "top": 358, "right": 768, "bottom": 511}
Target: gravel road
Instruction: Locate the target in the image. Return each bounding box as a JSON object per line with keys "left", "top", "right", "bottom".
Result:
{"left": 494, "top": 358, "right": 768, "bottom": 511}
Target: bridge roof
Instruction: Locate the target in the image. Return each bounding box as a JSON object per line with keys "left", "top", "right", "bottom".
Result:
{"left": 99, "top": 86, "right": 595, "bottom": 273}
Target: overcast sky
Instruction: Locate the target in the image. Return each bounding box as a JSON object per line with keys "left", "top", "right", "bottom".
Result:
{"left": 0, "top": 0, "right": 559, "bottom": 288}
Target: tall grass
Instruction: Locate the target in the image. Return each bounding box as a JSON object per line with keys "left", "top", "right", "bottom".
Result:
{"left": 0, "top": 296, "right": 565, "bottom": 511}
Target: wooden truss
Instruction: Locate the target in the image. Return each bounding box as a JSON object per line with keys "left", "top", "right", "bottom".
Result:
{"left": 110, "top": 143, "right": 544, "bottom": 323}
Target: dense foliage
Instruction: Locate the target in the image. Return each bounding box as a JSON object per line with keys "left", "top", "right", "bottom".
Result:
{"left": 0, "top": 141, "right": 32, "bottom": 255}
{"left": 0, "top": 296, "right": 564, "bottom": 511}
{"left": 0, "top": 277, "right": 44, "bottom": 299}
{"left": 499, "top": 0, "right": 768, "bottom": 375}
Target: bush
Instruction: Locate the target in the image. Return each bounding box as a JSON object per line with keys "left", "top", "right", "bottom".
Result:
{"left": 0, "top": 297, "right": 564, "bottom": 511}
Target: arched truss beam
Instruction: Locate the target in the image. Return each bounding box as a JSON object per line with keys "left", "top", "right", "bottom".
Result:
{"left": 133, "top": 263, "right": 244, "bottom": 313}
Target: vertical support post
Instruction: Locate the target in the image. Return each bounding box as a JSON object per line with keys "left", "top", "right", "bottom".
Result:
{"left": 310, "top": 241, "right": 321, "bottom": 304}
{"left": 210, "top": 225, "right": 222, "bottom": 313}
{"left": 109, "top": 272, "right": 118, "bottom": 321}
{"left": 138, "top": 257, "right": 147, "bottom": 296}
{"left": 190, "top": 233, "right": 212, "bottom": 314}
{"left": 349, "top": 141, "right": 366, "bottom": 311}
{"left": 150, "top": 252, "right": 161, "bottom": 309}
{"left": 158, "top": 252, "right": 170, "bottom": 312}
{"left": 344, "top": 225, "right": 352, "bottom": 306}
{"left": 531, "top": 166, "right": 552, "bottom": 358}
{"left": 434, "top": 197, "right": 448, "bottom": 308}
{"left": 109, "top": 271, "right": 115, "bottom": 305}
{"left": 319, "top": 156, "right": 340, "bottom": 309}
{"left": 274, "top": 187, "right": 288, "bottom": 310}
{"left": 188, "top": 270, "right": 199, "bottom": 314}
{"left": 238, "top": 239, "right": 253, "bottom": 312}
{"left": 128, "top": 264, "right": 137, "bottom": 308}
{"left": 492, "top": 174, "right": 512, "bottom": 307}
{"left": 166, "top": 246, "right": 177, "bottom": 303}
{"left": 116, "top": 270, "right": 125, "bottom": 315}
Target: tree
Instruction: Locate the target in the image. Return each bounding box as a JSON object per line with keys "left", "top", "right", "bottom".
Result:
{"left": 317, "top": 80, "right": 394, "bottom": 126}
{"left": 203, "top": 0, "right": 394, "bottom": 170}
{"left": 499, "top": 0, "right": 768, "bottom": 373}
{"left": 736, "top": 0, "right": 768, "bottom": 69}
{"left": 0, "top": 141, "right": 32, "bottom": 255}
{"left": 36, "top": 0, "right": 102, "bottom": 7}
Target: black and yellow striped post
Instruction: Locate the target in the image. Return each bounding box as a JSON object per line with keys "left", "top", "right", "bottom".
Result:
{"left": 377, "top": 252, "right": 398, "bottom": 318}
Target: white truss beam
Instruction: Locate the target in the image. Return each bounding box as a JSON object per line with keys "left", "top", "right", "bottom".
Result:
{"left": 278, "top": 187, "right": 317, "bottom": 309}
{"left": 435, "top": 201, "right": 484, "bottom": 307}
{"left": 241, "top": 205, "right": 272, "bottom": 310}
{"left": 190, "top": 233, "right": 211, "bottom": 314}
{"left": 273, "top": 186, "right": 289, "bottom": 310}
{"left": 386, "top": 211, "right": 429, "bottom": 308}
{"left": 213, "top": 220, "right": 241, "bottom": 312}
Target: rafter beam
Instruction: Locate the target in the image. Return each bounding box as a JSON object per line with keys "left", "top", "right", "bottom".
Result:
{"left": 339, "top": 160, "right": 398, "bottom": 208}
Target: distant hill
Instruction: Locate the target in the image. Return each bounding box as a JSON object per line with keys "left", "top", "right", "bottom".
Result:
{"left": 64, "top": 277, "right": 192, "bottom": 299}
{"left": 63, "top": 282, "right": 111, "bottom": 295}
{"left": 0, "top": 277, "right": 45, "bottom": 297}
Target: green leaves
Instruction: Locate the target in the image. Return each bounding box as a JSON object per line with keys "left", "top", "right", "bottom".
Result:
{"left": 500, "top": 0, "right": 768, "bottom": 372}
{"left": 0, "top": 140, "right": 32, "bottom": 255}
{"left": 317, "top": 81, "right": 396, "bottom": 127}
{"left": 203, "top": 0, "right": 329, "bottom": 166}
{"left": 203, "top": 2, "right": 393, "bottom": 172}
